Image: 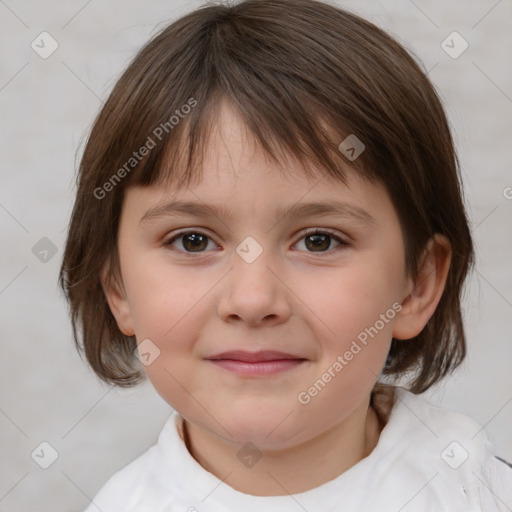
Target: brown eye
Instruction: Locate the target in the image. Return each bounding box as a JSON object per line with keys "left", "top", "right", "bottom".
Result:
{"left": 294, "top": 230, "right": 347, "bottom": 253}
{"left": 165, "top": 231, "right": 215, "bottom": 252}
{"left": 305, "top": 233, "right": 331, "bottom": 251}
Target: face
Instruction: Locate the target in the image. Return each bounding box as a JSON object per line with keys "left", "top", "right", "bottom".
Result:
{"left": 108, "top": 102, "right": 413, "bottom": 450}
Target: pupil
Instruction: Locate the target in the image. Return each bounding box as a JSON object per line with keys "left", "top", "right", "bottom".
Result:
{"left": 185, "top": 233, "right": 206, "bottom": 251}
{"left": 307, "top": 234, "right": 329, "bottom": 251}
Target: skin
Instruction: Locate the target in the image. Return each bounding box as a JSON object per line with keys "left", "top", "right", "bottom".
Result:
{"left": 103, "top": 101, "right": 452, "bottom": 496}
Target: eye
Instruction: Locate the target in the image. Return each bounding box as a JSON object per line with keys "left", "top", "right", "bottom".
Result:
{"left": 164, "top": 228, "right": 349, "bottom": 254}
{"left": 293, "top": 229, "right": 348, "bottom": 253}
{"left": 164, "top": 230, "right": 218, "bottom": 253}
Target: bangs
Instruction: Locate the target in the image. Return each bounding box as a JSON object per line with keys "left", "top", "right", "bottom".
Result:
{"left": 119, "top": 88, "right": 364, "bottom": 195}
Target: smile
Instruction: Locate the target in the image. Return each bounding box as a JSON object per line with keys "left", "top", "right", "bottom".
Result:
{"left": 206, "top": 350, "right": 308, "bottom": 377}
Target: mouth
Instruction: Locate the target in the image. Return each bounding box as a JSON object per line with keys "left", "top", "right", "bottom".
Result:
{"left": 205, "top": 350, "right": 308, "bottom": 377}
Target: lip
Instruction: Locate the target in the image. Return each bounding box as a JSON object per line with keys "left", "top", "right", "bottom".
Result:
{"left": 206, "top": 350, "right": 307, "bottom": 377}
{"left": 207, "top": 350, "right": 304, "bottom": 362}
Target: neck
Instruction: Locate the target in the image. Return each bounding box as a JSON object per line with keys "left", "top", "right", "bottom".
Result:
{"left": 182, "top": 398, "right": 383, "bottom": 496}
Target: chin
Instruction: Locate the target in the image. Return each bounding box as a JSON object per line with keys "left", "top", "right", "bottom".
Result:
{"left": 215, "top": 404, "right": 306, "bottom": 450}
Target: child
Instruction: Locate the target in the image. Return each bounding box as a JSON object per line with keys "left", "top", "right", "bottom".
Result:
{"left": 59, "top": 0, "right": 512, "bottom": 510}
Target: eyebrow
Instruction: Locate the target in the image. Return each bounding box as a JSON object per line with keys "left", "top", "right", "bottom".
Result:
{"left": 139, "top": 199, "right": 376, "bottom": 227}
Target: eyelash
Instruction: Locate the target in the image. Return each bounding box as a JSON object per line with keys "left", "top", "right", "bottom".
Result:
{"left": 163, "top": 228, "right": 349, "bottom": 255}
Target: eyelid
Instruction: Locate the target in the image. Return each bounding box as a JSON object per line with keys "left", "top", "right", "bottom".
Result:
{"left": 296, "top": 227, "right": 348, "bottom": 243}
{"left": 164, "top": 228, "right": 220, "bottom": 251}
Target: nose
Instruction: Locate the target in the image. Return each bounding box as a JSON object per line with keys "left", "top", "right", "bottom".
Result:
{"left": 217, "top": 244, "right": 292, "bottom": 327}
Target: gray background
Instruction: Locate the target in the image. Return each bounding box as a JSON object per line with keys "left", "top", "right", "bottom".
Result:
{"left": 0, "top": 0, "right": 511, "bottom": 510}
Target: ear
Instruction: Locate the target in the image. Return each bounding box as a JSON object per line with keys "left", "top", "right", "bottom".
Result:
{"left": 101, "top": 262, "right": 136, "bottom": 337}
{"left": 392, "top": 234, "right": 452, "bottom": 340}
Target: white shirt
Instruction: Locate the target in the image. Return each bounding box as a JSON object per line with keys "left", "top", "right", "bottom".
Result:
{"left": 84, "top": 388, "right": 512, "bottom": 511}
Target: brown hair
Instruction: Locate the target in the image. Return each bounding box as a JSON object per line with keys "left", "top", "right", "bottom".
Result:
{"left": 59, "top": 0, "right": 474, "bottom": 393}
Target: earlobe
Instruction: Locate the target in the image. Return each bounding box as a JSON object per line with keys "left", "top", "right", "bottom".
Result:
{"left": 101, "top": 262, "right": 136, "bottom": 337}
{"left": 392, "top": 234, "right": 452, "bottom": 340}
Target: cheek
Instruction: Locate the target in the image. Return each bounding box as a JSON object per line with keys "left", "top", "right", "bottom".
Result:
{"left": 307, "top": 260, "right": 400, "bottom": 347}
{"left": 294, "top": 263, "right": 398, "bottom": 427}
{"left": 122, "top": 252, "right": 216, "bottom": 409}
{"left": 124, "top": 250, "right": 207, "bottom": 336}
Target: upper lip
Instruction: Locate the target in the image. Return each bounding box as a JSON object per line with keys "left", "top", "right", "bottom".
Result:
{"left": 206, "top": 350, "right": 306, "bottom": 362}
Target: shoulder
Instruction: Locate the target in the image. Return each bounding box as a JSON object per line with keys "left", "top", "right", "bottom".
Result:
{"left": 480, "top": 452, "right": 512, "bottom": 509}
{"left": 381, "top": 387, "right": 512, "bottom": 510}
{"left": 84, "top": 414, "right": 179, "bottom": 512}
{"left": 84, "top": 444, "right": 159, "bottom": 512}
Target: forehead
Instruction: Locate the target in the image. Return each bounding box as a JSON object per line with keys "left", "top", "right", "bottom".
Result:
{"left": 126, "top": 161, "right": 397, "bottom": 240}
{"left": 123, "top": 101, "right": 399, "bottom": 231}
{"left": 150, "top": 102, "right": 372, "bottom": 200}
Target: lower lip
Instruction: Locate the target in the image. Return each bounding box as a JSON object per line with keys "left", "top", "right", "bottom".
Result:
{"left": 208, "top": 359, "right": 306, "bottom": 377}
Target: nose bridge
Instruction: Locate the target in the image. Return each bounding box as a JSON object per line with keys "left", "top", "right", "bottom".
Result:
{"left": 217, "top": 234, "right": 290, "bottom": 325}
